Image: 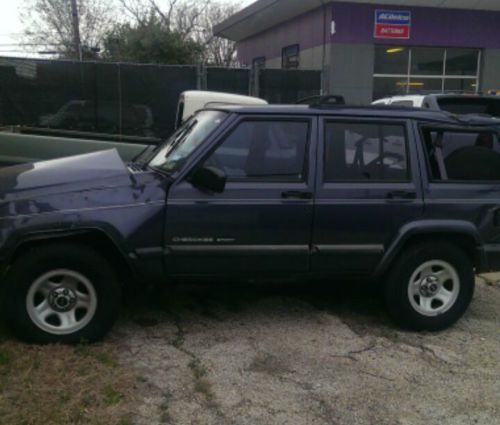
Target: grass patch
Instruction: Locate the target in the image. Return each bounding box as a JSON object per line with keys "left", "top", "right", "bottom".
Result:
{"left": 102, "top": 385, "right": 124, "bottom": 406}
{"left": 188, "top": 358, "right": 207, "bottom": 380}
{"left": 193, "top": 378, "right": 215, "bottom": 402}
{"left": 0, "top": 348, "right": 12, "bottom": 366}
{"left": 188, "top": 358, "right": 217, "bottom": 405}
{"left": 159, "top": 390, "right": 173, "bottom": 424}
{"left": 74, "top": 343, "right": 118, "bottom": 368}
{"left": 0, "top": 340, "right": 135, "bottom": 425}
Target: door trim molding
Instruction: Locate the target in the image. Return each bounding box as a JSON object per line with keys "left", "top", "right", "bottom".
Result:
{"left": 313, "top": 244, "right": 384, "bottom": 255}
{"left": 165, "top": 245, "right": 309, "bottom": 256}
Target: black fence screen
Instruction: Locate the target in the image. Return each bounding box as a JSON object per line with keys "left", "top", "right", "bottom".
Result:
{"left": 258, "top": 69, "right": 322, "bottom": 104}
{"left": 119, "top": 64, "right": 197, "bottom": 138}
{"left": 0, "top": 57, "right": 322, "bottom": 140}
{"left": 206, "top": 67, "right": 250, "bottom": 96}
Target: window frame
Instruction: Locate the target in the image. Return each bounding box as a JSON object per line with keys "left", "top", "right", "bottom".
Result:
{"left": 419, "top": 123, "right": 500, "bottom": 184}
{"left": 373, "top": 46, "right": 481, "bottom": 99}
{"left": 322, "top": 119, "right": 412, "bottom": 184}
{"left": 252, "top": 56, "right": 266, "bottom": 69}
{"left": 282, "top": 44, "right": 300, "bottom": 70}
{"left": 198, "top": 116, "right": 313, "bottom": 184}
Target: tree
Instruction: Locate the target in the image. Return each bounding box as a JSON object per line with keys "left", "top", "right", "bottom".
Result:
{"left": 115, "top": 0, "right": 239, "bottom": 66}
{"left": 103, "top": 14, "right": 203, "bottom": 65}
{"left": 20, "top": 0, "right": 115, "bottom": 59}
{"left": 118, "top": 0, "right": 211, "bottom": 41}
{"left": 195, "top": 1, "right": 238, "bottom": 66}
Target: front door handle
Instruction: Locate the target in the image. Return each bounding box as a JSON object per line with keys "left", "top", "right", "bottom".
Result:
{"left": 282, "top": 190, "right": 313, "bottom": 200}
{"left": 387, "top": 190, "right": 417, "bottom": 200}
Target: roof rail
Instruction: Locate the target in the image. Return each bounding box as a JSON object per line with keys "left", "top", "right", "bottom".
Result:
{"left": 308, "top": 104, "right": 422, "bottom": 112}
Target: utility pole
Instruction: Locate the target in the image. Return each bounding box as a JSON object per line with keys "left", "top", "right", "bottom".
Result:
{"left": 70, "top": 0, "right": 83, "bottom": 61}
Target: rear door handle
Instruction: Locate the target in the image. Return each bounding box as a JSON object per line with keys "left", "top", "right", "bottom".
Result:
{"left": 387, "top": 191, "right": 417, "bottom": 200}
{"left": 282, "top": 190, "right": 313, "bottom": 200}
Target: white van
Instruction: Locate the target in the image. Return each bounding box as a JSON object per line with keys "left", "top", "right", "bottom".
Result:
{"left": 175, "top": 91, "right": 268, "bottom": 129}
{"left": 372, "top": 94, "right": 500, "bottom": 118}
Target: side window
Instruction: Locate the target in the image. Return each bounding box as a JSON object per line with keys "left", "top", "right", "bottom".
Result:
{"left": 282, "top": 45, "right": 300, "bottom": 70}
{"left": 324, "top": 122, "right": 409, "bottom": 182}
{"left": 252, "top": 56, "right": 266, "bottom": 69}
{"left": 203, "top": 120, "right": 309, "bottom": 182}
{"left": 422, "top": 127, "right": 500, "bottom": 181}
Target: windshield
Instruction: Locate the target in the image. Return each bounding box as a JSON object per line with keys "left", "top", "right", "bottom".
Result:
{"left": 438, "top": 97, "right": 500, "bottom": 118}
{"left": 149, "top": 110, "right": 227, "bottom": 173}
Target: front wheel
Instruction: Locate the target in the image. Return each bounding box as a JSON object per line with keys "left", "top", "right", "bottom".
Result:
{"left": 2, "top": 243, "right": 121, "bottom": 343}
{"left": 384, "top": 241, "right": 475, "bottom": 331}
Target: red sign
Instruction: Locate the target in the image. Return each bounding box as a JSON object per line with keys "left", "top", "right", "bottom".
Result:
{"left": 374, "top": 24, "right": 410, "bottom": 39}
{"left": 374, "top": 10, "right": 411, "bottom": 40}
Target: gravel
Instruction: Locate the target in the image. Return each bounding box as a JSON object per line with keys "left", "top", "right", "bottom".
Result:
{"left": 111, "top": 278, "right": 500, "bottom": 425}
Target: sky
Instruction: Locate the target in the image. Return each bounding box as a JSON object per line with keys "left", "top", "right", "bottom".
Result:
{"left": 0, "top": 0, "right": 255, "bottom": 57}
{"left": 0, "top": 1, "right": 25, "bottom": 56}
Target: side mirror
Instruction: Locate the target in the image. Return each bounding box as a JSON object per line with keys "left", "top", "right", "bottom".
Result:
{"left": 188, "top": 166, "right": 226, "bottom": 194}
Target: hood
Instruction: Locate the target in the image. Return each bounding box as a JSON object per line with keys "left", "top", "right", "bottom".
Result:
{"left": 0, "top": 149, "right": 129, "bottom": 200}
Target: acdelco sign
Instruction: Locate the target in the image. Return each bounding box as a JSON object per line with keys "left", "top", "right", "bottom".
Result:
{"left": 374, "top": 10, "right": 411, "bottom": 39}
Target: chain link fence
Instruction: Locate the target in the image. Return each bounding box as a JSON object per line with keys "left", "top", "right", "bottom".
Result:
{"left": 0, "top": 57, "right": 321, "bottom": 141}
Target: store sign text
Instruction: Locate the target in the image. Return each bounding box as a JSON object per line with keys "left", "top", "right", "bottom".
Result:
{"left": 374, "top": 10, "right": 411, "bottom": 39}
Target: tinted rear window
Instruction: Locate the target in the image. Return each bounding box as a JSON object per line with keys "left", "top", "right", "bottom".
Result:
{"left": 437, "top": 97, "right": 500, "bottom": 118}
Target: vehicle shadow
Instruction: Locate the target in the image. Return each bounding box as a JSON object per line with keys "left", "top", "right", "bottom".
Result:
{"left": 125, "top": 279, "right": 393, "bottom": 333}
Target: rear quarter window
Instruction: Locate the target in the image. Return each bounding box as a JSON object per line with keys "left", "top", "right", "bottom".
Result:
{"left": 421, "top": 126, "right": 500, "bottom": 181}
{"left": 437, "top": 98, "right": 500, "bottom": 118}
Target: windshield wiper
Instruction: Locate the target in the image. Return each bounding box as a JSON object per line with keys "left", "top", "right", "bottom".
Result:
{"left": 163, "top": 120, "right": 198, "bottom": 159}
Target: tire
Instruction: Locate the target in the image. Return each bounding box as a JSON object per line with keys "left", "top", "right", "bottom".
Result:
{"left": 384, "top": 241, "right": 475, "bottom": 331}
{"left": 1, "top": 243, "right": 121, "bottom": 343}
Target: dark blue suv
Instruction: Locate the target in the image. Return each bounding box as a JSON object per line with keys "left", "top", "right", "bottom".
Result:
{"left": 1, "top": 105, "right": 500, "bottom": 342}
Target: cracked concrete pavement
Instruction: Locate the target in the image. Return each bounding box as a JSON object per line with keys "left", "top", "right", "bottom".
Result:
{"left": 111, "top": 278, "right": 500, "bottom": 425}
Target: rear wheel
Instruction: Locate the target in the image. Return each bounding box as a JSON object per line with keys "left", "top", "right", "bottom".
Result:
{"left": 2, "top": 243, "right": 121, "bottom": 343}
{"left": 384, "top": 241, "right": 475, "bottom": 331}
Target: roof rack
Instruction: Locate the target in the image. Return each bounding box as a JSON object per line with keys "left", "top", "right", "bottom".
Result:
{"left": 308, "top": 103, "right": 423, "bottom": 112}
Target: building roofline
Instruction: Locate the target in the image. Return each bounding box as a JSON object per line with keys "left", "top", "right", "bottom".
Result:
{"left": 214, "top": 0, "right": 500, "bottom": 42}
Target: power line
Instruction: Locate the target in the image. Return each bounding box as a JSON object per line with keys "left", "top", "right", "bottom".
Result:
{"left": 0, "top": 50, "right": 44, "bottom": 53}
{"left": 0, "top": 43, "right": 65, "bottom": 47}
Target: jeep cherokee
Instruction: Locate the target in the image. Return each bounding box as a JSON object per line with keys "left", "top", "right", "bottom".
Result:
{"left": 1, "top": 105, "right": 499, "bottom": 343}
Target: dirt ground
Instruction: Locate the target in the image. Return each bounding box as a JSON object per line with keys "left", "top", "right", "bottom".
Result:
{"left": 112, "top": 277, "right": 500, "bottom": 425}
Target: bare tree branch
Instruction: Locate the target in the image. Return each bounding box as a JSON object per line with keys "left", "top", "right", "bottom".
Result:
{"left": 21, "top": 0, "right": 116, "bottom": 58}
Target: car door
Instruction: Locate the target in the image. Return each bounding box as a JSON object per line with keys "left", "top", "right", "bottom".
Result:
{"left": 312, "top": 117, "right": 424, "bottom": 276}
{"left": 417, "top": 124, "right": 500, "bottom": 270}
{"left": 164, "top": 114, "right": 317, "bottom": 276}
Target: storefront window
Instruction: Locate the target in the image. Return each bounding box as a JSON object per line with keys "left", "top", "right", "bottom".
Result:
{"left": 411, "top": 47, "right": 445, "bottom": 75}
{"left": 444, "top": 79, "right": 478, "bottom": 92}
{"left": 373, "top": 46, "right": 480, "bottom": 100}
{"left": 374, "top": 46, "right": 409, "bottom": 74}
{"left": 445, "top": 49, "right": 479, "bottom": 76}
{"left": 373, "top": 77, "right": 408, "bottom": 100}
{"left": 408, "top": 77, "right": 443, "bottom": 94}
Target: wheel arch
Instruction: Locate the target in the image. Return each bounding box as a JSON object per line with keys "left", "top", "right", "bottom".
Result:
{"left": 375, "top": 220, "right": 484, "bottom": 278}
{"left": 4, "top": 228, "right": 138, "bottom": 289}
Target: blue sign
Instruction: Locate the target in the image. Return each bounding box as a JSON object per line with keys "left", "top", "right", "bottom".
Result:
{"left": 375, "top": 10, "right": 411, "bottom": 26}
{"left": 375, "top": 10, "right": 411, "bottom": 39}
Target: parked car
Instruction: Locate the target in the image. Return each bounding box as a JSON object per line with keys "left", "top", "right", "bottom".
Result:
{"left": 0, "top": 91, "right": 265, "bottom": 169}
{"left": 1, "top": 104, "right": 500, "bottom": 343}
{"left": 39, "top": 100, "right": 156, "bottom": 137}
{"left": 372, "top": 93, "right": 500, "bottom": 118}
